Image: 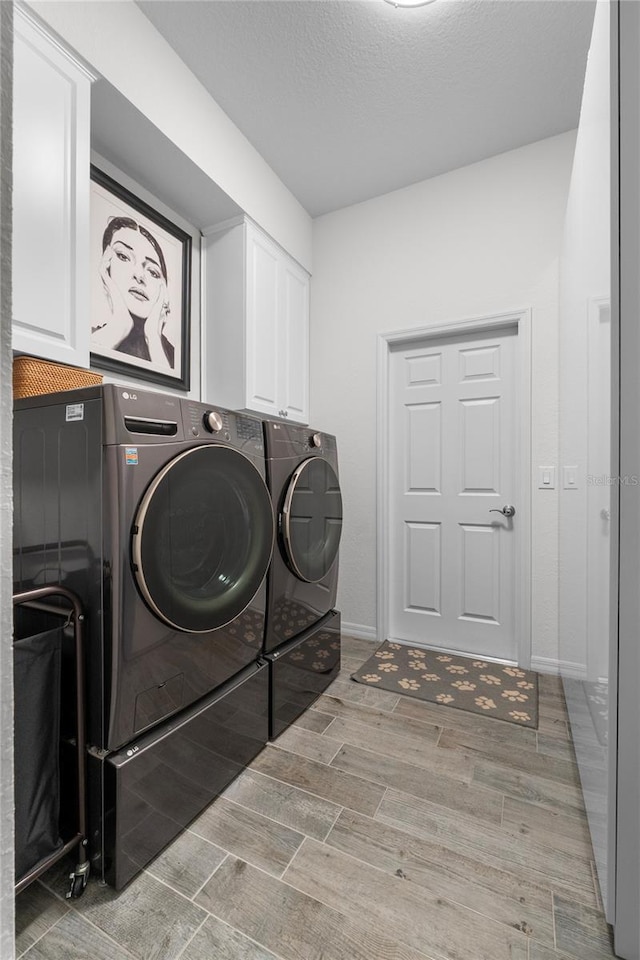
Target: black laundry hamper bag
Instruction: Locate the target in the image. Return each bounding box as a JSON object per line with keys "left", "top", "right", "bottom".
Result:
{"left": 13, "top": 625, "right": 63, "bottom": 882}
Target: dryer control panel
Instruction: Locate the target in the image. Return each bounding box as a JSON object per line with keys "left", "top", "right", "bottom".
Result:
{"left": 183, "top": 400, "right": 230, "bottom": 439}
{"left": 182, "top": 401, "right": 264, "bottom": 455}
{"left": 265, "top": 420, "right": 337, "bottom": 457}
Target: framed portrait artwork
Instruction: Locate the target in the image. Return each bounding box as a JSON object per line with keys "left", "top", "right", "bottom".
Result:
{"left": 89, "top": 165, "right": 191, "bottom": 390}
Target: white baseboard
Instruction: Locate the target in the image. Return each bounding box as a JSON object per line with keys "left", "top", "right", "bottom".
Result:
{"left": 341, "top": 621, "right": 378, "bottom": 642}
{"left": 530, "top": 655, "right": 587, "bottom": 679}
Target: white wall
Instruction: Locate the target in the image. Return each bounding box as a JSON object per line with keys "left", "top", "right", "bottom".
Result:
{"left": 27, "top": 0, "right": 313, "bottom": 271}
{"left": 558, "top": 0, "right": 611, "bottom": 675}
{"left": 558, "top": 0, "right": 611, "bottom": 920}
{"left": 616, "top": 1, "right": 640, "bottom": 951}
{"left": 0, "top": 4, "right": 13, "bottom": 956}
{"left": 311, "top": 131, "right": 576, "bottom": 665}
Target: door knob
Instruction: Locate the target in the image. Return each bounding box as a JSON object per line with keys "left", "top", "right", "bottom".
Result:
{"left": 489, "top": 505, "right": 516, "bottom": 518}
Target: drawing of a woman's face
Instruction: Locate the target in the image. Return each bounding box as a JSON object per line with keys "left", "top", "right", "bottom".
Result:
{"left": 108, "top": 226, "right": 164, "bottom": 319}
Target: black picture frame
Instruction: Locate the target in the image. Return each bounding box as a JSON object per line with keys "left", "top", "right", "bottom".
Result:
{"left": 89, "top": 165, "right": 191, "bottom": 391}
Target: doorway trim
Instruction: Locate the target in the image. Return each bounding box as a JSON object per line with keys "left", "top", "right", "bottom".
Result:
{"left": 376, "top": 308, "right": 532, "bottom": 667}
{"left": 586, "top": 295, "right": 612, "bottom": 682}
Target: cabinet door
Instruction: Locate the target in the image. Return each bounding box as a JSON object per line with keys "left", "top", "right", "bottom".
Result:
{"left": 245, "top": 223, "right": 280, "bottom": 417}
{"left": 280, "top": 256, "right": 309, "bottom": 423}
{"left": 12, "top": 11, "right": 92, "bottom": 366}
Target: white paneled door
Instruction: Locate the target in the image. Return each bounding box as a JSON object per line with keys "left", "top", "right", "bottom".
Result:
{"left": 388, "top": 326, "right": 518, "bottom": 661}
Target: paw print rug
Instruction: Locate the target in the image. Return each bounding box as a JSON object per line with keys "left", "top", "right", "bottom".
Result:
{"left": 351, "top": 641, "right": 539, "bottom": 728}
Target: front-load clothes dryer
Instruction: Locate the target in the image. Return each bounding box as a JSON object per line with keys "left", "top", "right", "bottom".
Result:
{"left": 263, "top": 421, "right": 343, "bottom": 654}
{"left": 13, "top": 385, "right": 274, "bottom": 885}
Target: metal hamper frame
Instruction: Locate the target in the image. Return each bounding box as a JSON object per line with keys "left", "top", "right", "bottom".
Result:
{"left": 13, "top": 585, "right": 89, "bottom": 899}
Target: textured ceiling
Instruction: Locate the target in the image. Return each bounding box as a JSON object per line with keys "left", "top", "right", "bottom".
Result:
{"left": 137, "top": 0, "right": 596, "bottom": 218}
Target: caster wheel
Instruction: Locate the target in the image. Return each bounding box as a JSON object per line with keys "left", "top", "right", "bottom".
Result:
{"left": 66, "top": 870, "right": 88, "bottom": 900}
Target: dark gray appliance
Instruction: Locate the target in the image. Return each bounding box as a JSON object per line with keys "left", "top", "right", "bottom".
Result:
{"left": 13, "top": 384, "right": 274, "bottom": 886}
{"left": 263, "top": 421, "right": 343, "bottom": 652}
{"left": 267, "top": 610, "right": 341, "bottom": 740}
{"left": 97, "top": 660, "right": 268, "bottom": 890}
{"left": 262, "top": 421, "right": 343, "bottom": 736}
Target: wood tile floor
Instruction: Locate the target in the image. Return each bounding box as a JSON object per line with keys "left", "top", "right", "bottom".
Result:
{"left": 15, "top": 635, "right": 618, "bottom": 960}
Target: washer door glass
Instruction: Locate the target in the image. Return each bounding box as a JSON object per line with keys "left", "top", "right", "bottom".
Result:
{"left": 132, "top": 445, "right": 274, "bottom": 633}
{"left": 281, "top": 457, "right": 343, "bottom": 583}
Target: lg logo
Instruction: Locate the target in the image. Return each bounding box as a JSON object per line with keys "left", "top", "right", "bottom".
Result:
{"left": 122, "top": 391, "right": 138, "bottom": 401}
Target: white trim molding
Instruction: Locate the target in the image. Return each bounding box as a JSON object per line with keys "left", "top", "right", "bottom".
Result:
{"left": 376, "top": 307, "right": 533, "bottom": 667}
{"left": 531, "top": 655, "right": 587, "bottom": 679}
{"left": 341, "top": 621, "right": 378, "bottom": 642}
{"left": 17, "top": 3, "right": 97, "bottom": 82}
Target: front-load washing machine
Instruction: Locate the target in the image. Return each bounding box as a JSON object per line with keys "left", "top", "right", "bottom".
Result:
{"left": 262, "top": 420, "right": 343, "bottom": 736}
{"left": 263, "top": 421, "right": 343, "bottom": 651}
{"left": 13, "top": 385, "right": 274, "bottom": 886}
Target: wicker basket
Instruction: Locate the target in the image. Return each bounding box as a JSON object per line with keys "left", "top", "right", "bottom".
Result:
{"left": 13, "top": 356, "right": 103, "bottom": 400}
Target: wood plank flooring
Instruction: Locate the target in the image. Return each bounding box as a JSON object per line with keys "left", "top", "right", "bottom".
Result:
{"left": 15, "top": 635, "right": 617, "bottom": 960}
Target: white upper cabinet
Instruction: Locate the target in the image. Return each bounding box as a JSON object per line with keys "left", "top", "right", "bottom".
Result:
{"left": 245, "top": 225, "right": 280, "bottom": 415}
{"left": 203, "top": 217, "right": 309, "bottom": 423}
{"left": 279, "top": 253, "right": 310, "bottom": 424}
{"left": 12, "top": 8, "right": 94, "bottom": 366}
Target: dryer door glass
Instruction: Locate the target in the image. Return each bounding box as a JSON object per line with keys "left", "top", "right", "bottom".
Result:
{"left": 281, "top": 457, "right": 343, "bottom": 583}
{"left": 132, "top": 446, "right": 274, "bottom": 633}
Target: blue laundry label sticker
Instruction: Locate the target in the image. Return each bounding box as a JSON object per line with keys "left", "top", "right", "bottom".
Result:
{"left": 65, "top": 403, "right": 84, "bottom": 422}
{"left": 125, "top": 447, "right": 138, "bottom": 465}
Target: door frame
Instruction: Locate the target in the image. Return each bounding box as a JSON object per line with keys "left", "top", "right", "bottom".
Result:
{"left": 586, "top": 295, "right": 612, "bottom": 682}
{"left": 376, "top": 308, "right": 533, "bottom": 667}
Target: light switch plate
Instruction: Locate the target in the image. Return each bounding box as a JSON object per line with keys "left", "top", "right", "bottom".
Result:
{"left": 538, "top": 466, "right": 556, "bottom": 489}
{"left": 563, "top": 466, "right": 579, "bottom": 490}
